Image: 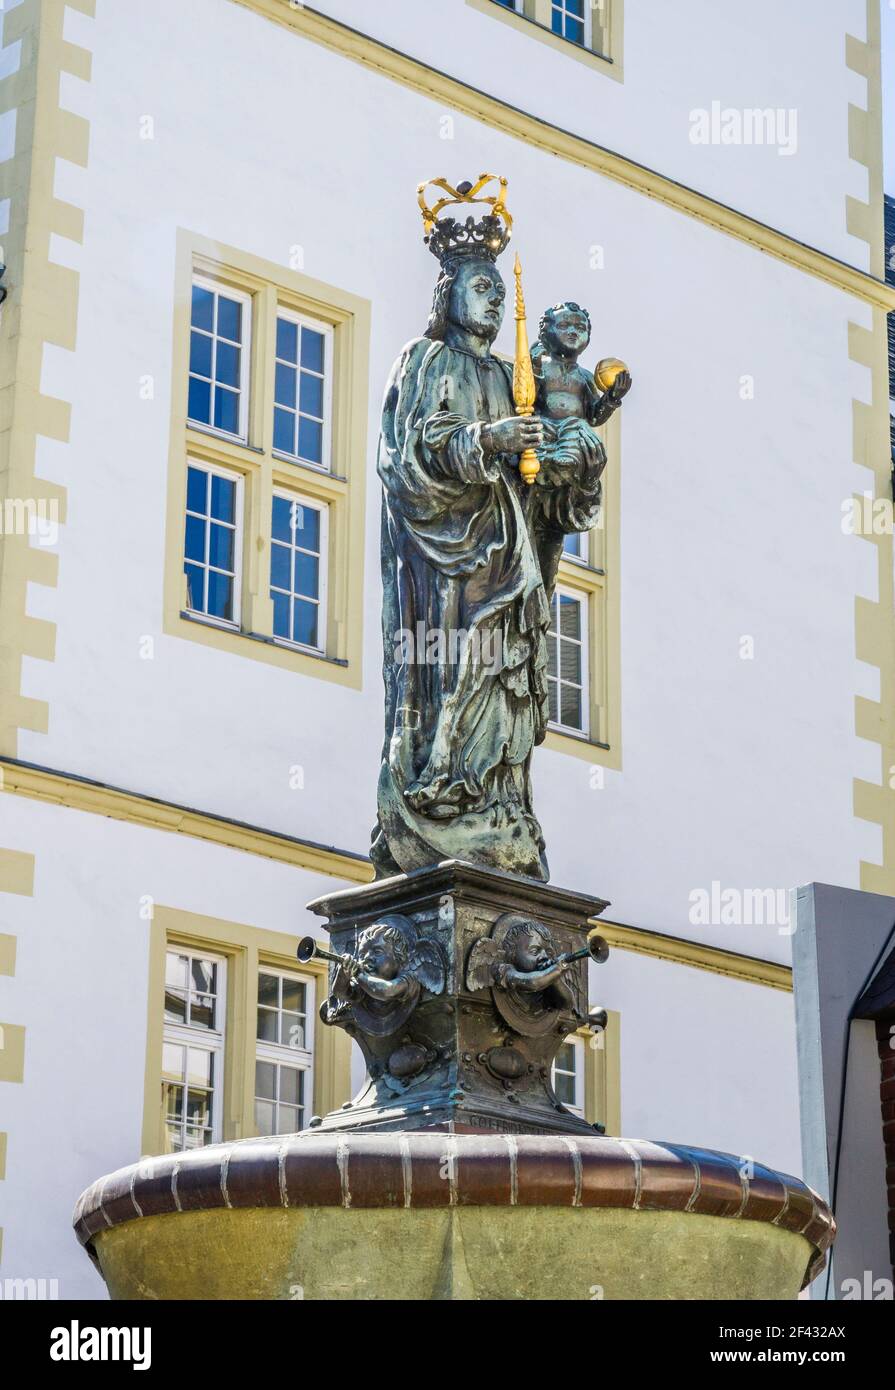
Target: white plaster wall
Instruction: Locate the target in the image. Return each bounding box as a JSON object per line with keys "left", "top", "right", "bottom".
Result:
{"left": 19, "top": 0, "right": 877, "bottom": 962}
{"left": 315, "top": 0, "right": 873, "bottom": 270}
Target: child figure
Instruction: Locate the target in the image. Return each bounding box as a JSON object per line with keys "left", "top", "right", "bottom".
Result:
{"left": 531, "top": 301, "right": 630, "bottom": 428}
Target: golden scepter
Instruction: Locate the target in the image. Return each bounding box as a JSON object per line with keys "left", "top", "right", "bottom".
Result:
{"left": 512, "top": 253, "right": 540, "bottom": 485}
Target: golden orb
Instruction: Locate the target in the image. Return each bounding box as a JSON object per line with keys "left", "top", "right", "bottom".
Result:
{"left": 594, "top": 357, "right": 627, "bottom": 392}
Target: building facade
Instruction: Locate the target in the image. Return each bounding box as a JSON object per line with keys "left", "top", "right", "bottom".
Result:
{"left": 0, "top": 0, "right": 891, "bottom": 1298}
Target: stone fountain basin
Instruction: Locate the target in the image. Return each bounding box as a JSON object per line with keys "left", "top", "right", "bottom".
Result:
{"left": 74, "top": 1134, "right": 833, "bottom": 1301}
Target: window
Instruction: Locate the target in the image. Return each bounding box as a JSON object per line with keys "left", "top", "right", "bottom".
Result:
{"left": 552, "top": 1037, "right": 584, "bottom": 1115}
{"left": 188, "top": 277, "right": 250, "bottom": 440}
{"left": 551, "top": 0, "right": 589, "bottom": 46}
{"left": 167, "top": 235, "right": 369, "bottom": 687}
{"left": 183, "top": 462, "right": 242, "bottom": 626}
{"left": 255, "top": 968, "right": 314, "bottom": 1136}
{"left": 471, "top": 0, "right": 620, "bottom": 76}
{"left": 547, "top": 586, "right": 588, "bottom": 735}
{"left": 270, "top": 492, "right": 327, "bottom": 651}
{"left": 273, "top": 312, "right": 333, "bottom": 471}
{"left": 162, "top": 950, "right": 226, "bottom": 1152}
{"left": 563, "top": 531, "right": 588, "bottom": 563}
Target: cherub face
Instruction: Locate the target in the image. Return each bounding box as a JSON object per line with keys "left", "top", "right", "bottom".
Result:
{"left": 513, "top": 928, "right": 553, "bottom": 973}
{"left": 546, "top": 309, "right": 590, "bottom": 358}
{"left": 359, "top": 935, "right": 400, "bottom": 980}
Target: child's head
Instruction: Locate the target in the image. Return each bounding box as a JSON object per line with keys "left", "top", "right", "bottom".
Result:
{"left": 505, "top": 919, "right": 555, "bottom": 972}
{"left": 538, "top": 301, "right": 591, "bottom": 360}
{"left": 357, "top": 923, "right": 407, "bottom": 979}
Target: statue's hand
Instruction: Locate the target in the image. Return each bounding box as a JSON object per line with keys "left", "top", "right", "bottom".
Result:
{"left": 607, "top": 370, "right": 632, "bottom": 402}
{"left": 481, "top": 416, "right": 545, "bottom": 457}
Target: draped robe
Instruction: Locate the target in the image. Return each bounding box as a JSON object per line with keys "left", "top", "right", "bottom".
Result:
{"left": 372, "top": 336, "right": 605, "bottom": 882}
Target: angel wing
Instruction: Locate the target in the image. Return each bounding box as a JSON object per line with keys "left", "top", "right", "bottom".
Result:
{"left": 407, "top": 939, "right": 446, "bottom": 996}
{"left": 466, "top": 937, "right": 504, "bottom": 993}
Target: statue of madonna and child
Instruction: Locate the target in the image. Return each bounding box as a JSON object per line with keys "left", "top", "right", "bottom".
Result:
{"left": 370, "top": 175, "right": 631, "bottom": 884}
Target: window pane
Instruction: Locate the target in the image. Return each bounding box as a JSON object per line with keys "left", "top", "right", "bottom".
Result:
{"left": 555, "top": 1043, "right": 575, "bottom": 1072}
{"left": 189, "top": 330, "right": 212, "bottom": 378}
{"left": 257, "top": 1006, "right": 278, "bottom": 1043}
{"left": 554, "top": 1070, "right": 576, "bottom": 1105}
{"left": 299, "top": 371, "right": 323, "bottom": 418}
{"left": 188, "top": 375, "right": 211, "bottom": 425}
{"left": 297, "top": 416, "right": 322, "bottom": 464}
{"left": 301, "top": 328, "right": 324, "bottom": 373}
{"left": 275, "top": 362, "right": 297, "bottom": 410}
{"left": 191, "top": 284, "right": 214, "bottom": 331}
{"left": 274, "top": 407, "right": 294, "bottom": 455}
{"left": 276, "top": 317, "right": 298, "bottom": 363}
{"left": 548, "top": 678, "right": 558, "bottom": 724}
{"left": 559, "top": 595, "right": 581, "bottom": 640}
{"left": 164, "top": 989, "right": 187, "bottom": 1026}
{"left": 294, "top": 552, "right": 319, "bottom": 600}
{"left": 278, "top": 1066, "right": 304, "bottom": 1107}
{"left": 254, "top": 1100, "right": 276, "bottom": 1136}
{"left": 292, "top": 503, "right": 319, "bottom": 551}
{"left": 187, "top": 1048, "right": 212, "bottom": 1088}
{"left": 165, "top": 1122, "right": 182, "bottom": 1153}
{"left": 280, "top": 978, "right": 306, "bottom": 1015}
{"left": 184, "top": 515, "right": 205, "bottom": 563}
{"left": 214, "top": 386, "right": 239, "bottom": 435}
{"left": 270, "top": 541, "right": 290, "bottom": 593}
{"left": 560, "top": 640, "right": 582, "bottom": 686}
{"left": 560, "top": 683, "right": 582, "bottom": 730}
{"left": 257, "top": 973, "right": 279, "bottom": 1008}
{"left": 293, "top": 600, "right": 318, "bottom": 649}
{"left": 271, "top": 495, "right": 293, "bottom": 543}
{"left": 164, "top": 1084, "right": 183, "bottom": 1122}
{"left": 215, "top": 340, "right": 240, "bottom": 388}
{"left": 186, "top": 466, "right": 208, "bottom": 515}
{"left": 183, "top": 1125, "right": 208, "bottom": 1150}
{"left": 184, "top": 564, "right": 205, "bottom": 613}
{"left": 280, "top": 1013, "right": 305, "bottom": 1050}
{"left": 277, "top": 1104, "right": 300, "bottom": 1136}
{"left": 210, "top": 474, "right": 235, "bottom": 525}
{"left": 189, "top": 992, "right": 217, "bottom": 1030}
{"left": 209, "top": 522, "right": 234, "bottom": 572}
{"left": 216, "top": 296, "right": 242, "bottom": 343}
{"left": 162, "top": 1042, "right": 185, "bottom": 1082}
{"left": 165, "top": 953, "right": 189, "bottom": 990}
{"left": 568, "top": 17, "right": 584, "bottom": 44}
{"left": 186, "top": 1088, "right": 212, "bottom": 1127}
{"left": 272, "top": 590, "right": 290, "bottom": 639}
{"left": 255, "top": 1059, "right": 276, "bottom": 1100}
{"left": 207, "top": 571, "right": 234, "bottom": 621}
{"left": 191, "top": 958, "right": 217, "bottom": 995}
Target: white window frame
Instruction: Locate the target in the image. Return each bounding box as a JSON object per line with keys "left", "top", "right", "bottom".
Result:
{"left": 162, "top": 948, "right": 227, "bottom": 1152}
{"left": 254, "top": 966, "right": 315, "bottom": 1136}
{"left": 548, "top": 584, "right": 590, "bottom": 739}
{"left": 272, "top": 307, "right": 334, "bottom": 474}
{"left": 183, "top": 458, "right": 244, "bottom": 631}
{"left": 562, "top": 530, "right": 589, "bottom": 564}
{"left": 551, "top": 0, "right": 592, "bottom": 47}
{"left": 552, "top": 1034, "right": 585, "bottom": 1116}
{"left": 270, "top": 488, "right": 328, "bottom": 655}
{"left": 189, "top": 273, "right": 252, "bottom": 444}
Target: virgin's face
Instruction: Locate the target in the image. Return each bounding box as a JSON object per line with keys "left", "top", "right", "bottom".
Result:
{"left": 448, "top": 261, "right": 506, "bottom": 341}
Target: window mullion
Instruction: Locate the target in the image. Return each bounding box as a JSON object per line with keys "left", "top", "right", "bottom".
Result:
{"left": 248, "top": 286, "right": 278, "bottom": 636}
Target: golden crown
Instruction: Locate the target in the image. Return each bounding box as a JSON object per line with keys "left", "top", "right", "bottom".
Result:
{"left": 417, "top": 174, "right": 513, "bottom": 264}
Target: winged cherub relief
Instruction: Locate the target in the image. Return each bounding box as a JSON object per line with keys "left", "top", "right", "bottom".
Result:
{"left": 320, "top": 915, "right": 446, "bottom": 1039}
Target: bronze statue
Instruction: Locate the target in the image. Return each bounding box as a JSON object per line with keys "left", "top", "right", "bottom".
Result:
{"left": 370, "top": 176, "right": 631, "bottom": 883}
